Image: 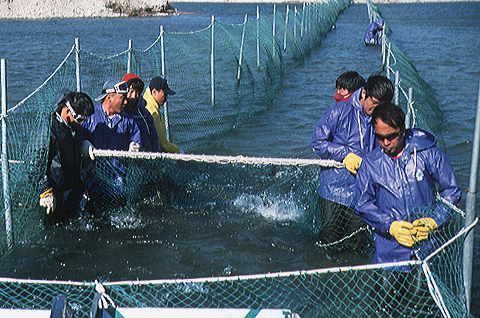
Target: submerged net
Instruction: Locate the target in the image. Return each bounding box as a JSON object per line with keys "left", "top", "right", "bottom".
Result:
{"left": 0, "top": 0, "right": 474, "bottom": 317}
{"left": 0, "top": 210, "right": 475, "bottom": 318}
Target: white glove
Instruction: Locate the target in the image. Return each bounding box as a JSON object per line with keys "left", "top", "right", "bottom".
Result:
{"left": 128, "top": 142, "right": 140, "bottom": 152}
{"left": 80, "top": 140, "right": 95, "bottom": 160}
{"left": 40, "top": 193, "right": 56, "bottom": 215}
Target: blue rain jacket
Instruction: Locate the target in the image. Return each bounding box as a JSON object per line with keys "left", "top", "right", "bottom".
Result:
{"left": 82, "top": 103, "right": 142, "bottom": 195}
{"left": 124, "top": 97, "right": 160, "bottom": 152}
{"left": 355, "top": 128, "right": 462, "bottom": 265}
{"left": 82, "top": 102, "right": 142, "bottom": 151}
{"left": 364, "top": 18, "right": 385, "bottom": 45}
{"left": 310, "top": 88, "right": 377, "bottom": 206}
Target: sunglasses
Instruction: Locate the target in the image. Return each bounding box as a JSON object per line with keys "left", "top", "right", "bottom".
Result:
{"left": 65, "top": 100, "right": 88, "bottom": 124}
{"left": 374, "top": 130, "right": 402, "bottom": 142}
{"left": 104, "top": 81, "right": 129, "bottom": 95}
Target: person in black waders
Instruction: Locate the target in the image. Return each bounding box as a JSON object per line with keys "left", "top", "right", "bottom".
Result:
{"left": 39, "top": 89, "right": 94, "bottom": 226}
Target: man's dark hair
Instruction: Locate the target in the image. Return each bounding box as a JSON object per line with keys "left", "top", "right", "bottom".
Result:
{"left": 66, "top": 92, "right": 94, "bottom": 118}
{"left": 335, "top": 71, "right": 365, "bottom": 93}
{"left": 127, "top": 77, "right": 145, "bottom": 94}
{"left": 364, "top": 74, "right": 394, "bottom": 103}
{"left": 371, "top": 101, "right": 405, "bottom": 132}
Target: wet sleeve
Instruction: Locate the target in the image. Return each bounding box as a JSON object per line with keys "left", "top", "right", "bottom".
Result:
{"left": 310, "top": 106, "right": 349, "bottom": 161}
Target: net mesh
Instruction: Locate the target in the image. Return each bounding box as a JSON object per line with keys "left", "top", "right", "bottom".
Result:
{"left": 0, "top": 0, "right": 351, "bottom": 251}
{"left": 0, "top": 210, "right": 474, "bottom": 317}
{"left": 0, "top": 0, "right": 474, "bottom": 317}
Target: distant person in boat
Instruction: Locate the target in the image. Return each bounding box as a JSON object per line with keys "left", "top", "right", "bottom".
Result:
{"left": 310, "top": 74, "right": 394, "bottom": 250}
{"left": 143, "top": 76, "right": 180, "bottom": 153}
{"left": 334, "top": 71, "right": 365, "bottom": 103}
{"left": 364, "top": 18, "right": 385, "bottom": 45}
{"left": 39, "top": 90, "right": 94, "bottom": 226}
{"left": 355, "top": 101, "right": 461, "bottom": 265}
{"left": 122, "top": 73, "right": 161, "bottom": 152}
{"left": 82, "top": 79, "right": 142, "bottom": 152}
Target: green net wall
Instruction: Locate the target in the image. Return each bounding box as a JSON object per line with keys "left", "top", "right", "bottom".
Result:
{"left": 0, "top": 210, "right": 475, "bottom": 318}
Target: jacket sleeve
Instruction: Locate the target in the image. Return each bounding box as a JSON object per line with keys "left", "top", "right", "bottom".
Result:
{"left": 355, "top": 159, "right": 396, "bottom": 236}
{"left": 427, "top": 147, "right": 462, "bottom": 226}
{"left": 40, "top": 130, "right": 65, "bottom": 194}
{"left": 310, "top": 106, "right": 349, "bottom": 161}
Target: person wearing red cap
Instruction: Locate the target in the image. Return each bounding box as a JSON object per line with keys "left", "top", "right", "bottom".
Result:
{"left": 122, "top": 73, "right": 161, "bottom": 152}
{"left": 143, "top": 76, "right": 180, "bottom": 153}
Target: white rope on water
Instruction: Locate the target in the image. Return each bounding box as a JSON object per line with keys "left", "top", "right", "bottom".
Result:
{"left": 92, "top": 149, "right": 346, "bottom": 168}
{"left": 0, "top": 260, "right": 421, "bottom": 287}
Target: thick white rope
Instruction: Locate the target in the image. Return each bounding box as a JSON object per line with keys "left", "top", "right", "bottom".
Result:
{"left": 92, "top": 149, "right": 346, "bottom": 168}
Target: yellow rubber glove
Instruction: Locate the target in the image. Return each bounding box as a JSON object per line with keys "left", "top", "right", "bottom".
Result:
{"left": 412, "top": 217, "right": 438, "bottom": 242}
{"left": 39, "top": 188, "right": 56, "bottom": 215}
{"left": 343, "top": 152, "right": 362, "bottom": 175}
{"left": 389, "top": 221, "right": 417, "bottom": 247}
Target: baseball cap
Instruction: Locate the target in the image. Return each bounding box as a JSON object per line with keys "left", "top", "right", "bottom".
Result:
{"left": 95, "top": 80, "right": 129, "bottom": 102}
{"left": 122, "top": 73, "right": 140, "bottom": 84}
{"left": 149, "top": 76, "right": 176, "bottom": 95}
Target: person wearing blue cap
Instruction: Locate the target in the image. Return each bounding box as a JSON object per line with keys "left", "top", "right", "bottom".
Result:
{"left": 39, "top": 89, "right": 94, "bottom": 226}
{"left": 143, "top": 76, "right": 180, "bottom": 153}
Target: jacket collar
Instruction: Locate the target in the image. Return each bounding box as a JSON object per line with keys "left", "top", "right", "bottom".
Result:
{"left": 405, "top": 128, "right": 436, "bottom": 154}
{"left": 143, "top": 87, "right": 159, "bottom": 110}
{"left": 350, "top": 88, "right": 371, "bottom": 122}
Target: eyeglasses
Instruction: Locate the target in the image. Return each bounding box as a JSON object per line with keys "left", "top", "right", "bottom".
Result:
{"left": 104, "top": 81, "right": 129, "bottom": 95}
{"left": 374, "top": 130, "right": 402, "bottom": 142}
{"left": 65, "top": 100, "right": 88, "bottom": 124}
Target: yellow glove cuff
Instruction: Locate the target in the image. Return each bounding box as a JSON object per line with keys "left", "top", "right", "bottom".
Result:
{"left": 40, "top": 188, "right": 53, "bottom": 198}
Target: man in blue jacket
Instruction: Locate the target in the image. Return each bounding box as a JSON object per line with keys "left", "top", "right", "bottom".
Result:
{"left": 81, "top": 80, "right": 143, "bottom": 214}
{"left": 355, "top": 102, "right": 461, "bottom": 265}
{"left": 310, "top": 74, "right": 394, "bottom": 248}
{"left": 82, "top": 79, "right": 142, "bottom": 152}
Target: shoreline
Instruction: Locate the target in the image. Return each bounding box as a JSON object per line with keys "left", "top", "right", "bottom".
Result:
{"left": 0, "top": 0, "right": 478, "bottom": 20}
{"left": 169, "top": 0, "right": 478, "bottom": 2}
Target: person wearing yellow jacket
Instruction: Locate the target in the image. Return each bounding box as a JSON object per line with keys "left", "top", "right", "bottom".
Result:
{"left": 143, "top": 76, "right": 180, "bottom": 153}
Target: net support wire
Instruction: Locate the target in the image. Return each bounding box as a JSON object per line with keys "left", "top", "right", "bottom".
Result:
{"left": 92, "top": 149, "right": 346, "bottom": 168}
{"left": 420, "top": 217, "right": 478, "bottom": 318}
{"left": 0, "top": 260, "right": 424, "bottom": 288}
